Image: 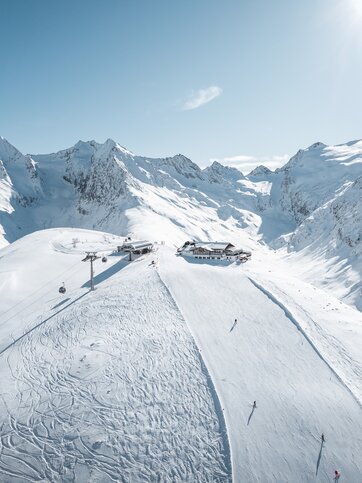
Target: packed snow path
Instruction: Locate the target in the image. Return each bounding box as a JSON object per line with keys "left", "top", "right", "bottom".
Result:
{"left": 0, "top": 255, "right": 230, "bottom": 481}
{"left": 159, "top": 249, "right": 362, "bottom": 482}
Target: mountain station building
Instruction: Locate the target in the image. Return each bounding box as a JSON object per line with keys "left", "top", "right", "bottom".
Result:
{"left": 177, "top": 241, "right": 251, "bottom": 261}
{"left": 117, "top": 240, "right": 154, "bottom": 255}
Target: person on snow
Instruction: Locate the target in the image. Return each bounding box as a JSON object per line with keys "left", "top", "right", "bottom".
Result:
{"left": 333, "top": 470, "right": 341, "bottom": 481}
{"left": 321, "top": 433, "right": 325, "bottom": 443}
{"left": 229, "top": 319, "right": 238, "bottom": 332}
{"left": 252, "top": 401, "right": 257, "bottom": 409}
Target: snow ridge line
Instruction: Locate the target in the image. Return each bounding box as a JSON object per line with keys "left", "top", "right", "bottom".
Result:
{"left": 248, "top": 276, "right": 362, "bottom": 410}
{"left": 155, "top": 268, "right": 233, "bottom": 482}
{"left": 0, "top": 292, "right": 88, "bottom": 357}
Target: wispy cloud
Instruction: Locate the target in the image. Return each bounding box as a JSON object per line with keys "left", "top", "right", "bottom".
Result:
{"left": 210, "top": 153, "right": 290, "bottom": 174}
{"left": 182, "top": 86, "right": 223, "bottom": 111}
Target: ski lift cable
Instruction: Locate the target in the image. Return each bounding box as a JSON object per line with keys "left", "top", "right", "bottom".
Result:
{"left": 0, "top": 289, "right": 90, "bottom": 357}
{"left": 0, "top": 259, "right": 81, "bottom": 319}
{"left": 0, "top": 271, "right": 84, "bottom": 329}
{"left": 0, "top": 259, "right": 83, "bottom": 324}
{"left": 1, "top": 249, "right": 116, "bottom": 326}
{"left": 0, "top": 247, "right": 118, "bottom": 327}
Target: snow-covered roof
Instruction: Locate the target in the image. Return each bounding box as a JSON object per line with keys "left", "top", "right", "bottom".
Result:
{"left": 195, "top": 242, "right": 234, "bottom": 250}
{"left": 181, "top": 242, "right": 235, "bottom": 253}
{"left": 122, "top": 240, "right": 153, "bottom": 250}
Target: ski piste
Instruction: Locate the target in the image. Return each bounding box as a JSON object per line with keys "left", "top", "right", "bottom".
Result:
{"left": 0, "top": 228, "right": 361, "bottom": 480}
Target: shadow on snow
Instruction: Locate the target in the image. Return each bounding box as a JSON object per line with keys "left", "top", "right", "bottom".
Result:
{"left": 0, "top": 292, "right": 89, "bottom": 356}
{"left": 178, "top": 255, "right": 235, "bottom": 268}
{"left": 82, "top": 258, "right": 128, "bottom": 288}
{"left": 247, "top": 406, "right": 256, "bottom": 426}
{"left": 316, "top": 441, "right": 324, "bottom": 475}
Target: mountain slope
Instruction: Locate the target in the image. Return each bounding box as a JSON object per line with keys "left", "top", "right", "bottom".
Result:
{"left": 159, "top": 247, "right": 362, "bottom": 482}
{"left": 0, "top": 136, "right": 362, "bottom": 309}
{"left": 0, "top": 229, "right": 231, "bottom": 482}
{"left": 0, "top": 229, "right": 361, "bottom": 481}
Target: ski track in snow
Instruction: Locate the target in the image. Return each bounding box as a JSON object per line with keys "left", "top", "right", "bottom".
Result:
{"left": 0, "top": 292, "right": 88, "bottom": 357}
{"left": 0, "top": 263, "right": 231, "bottom": 482}
{"left": 1, "top": 229, "right": 362, "bottom": 483}
{"left": 155, "top": 270, "right": 232, "bottom": 477}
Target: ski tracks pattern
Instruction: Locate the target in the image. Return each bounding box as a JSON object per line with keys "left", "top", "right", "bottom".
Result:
{"left": 0, "top": 267, "right": 231, "bottom": 482}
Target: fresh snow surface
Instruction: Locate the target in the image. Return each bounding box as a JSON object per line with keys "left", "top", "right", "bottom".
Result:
{"left": 0, "top": 228, "right": 361, "bottom": 482}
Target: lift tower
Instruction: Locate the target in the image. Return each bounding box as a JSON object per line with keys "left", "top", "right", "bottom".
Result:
{"left": 82, "top": 252, "right": 100, "bottom": 291}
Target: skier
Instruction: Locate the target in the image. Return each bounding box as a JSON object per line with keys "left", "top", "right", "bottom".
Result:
{"left": 230, "top": 319, "right": 238, "bottom": 332}
{"left": 333, "top": 470, "right": 341, "bottom": 481}
{"left": 253, "top": 401, "right": 257, "bottom": 409}
{"left": 321, "top": 433, "right": 326, "bottom": 443}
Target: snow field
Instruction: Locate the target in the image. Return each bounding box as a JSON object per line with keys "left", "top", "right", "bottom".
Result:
{"left": 0, "top": 228, "right": 123, "bottom": 340}
{"left": 1, "top": 229, "right": 362, "bottom": 482}
{"left": 159, "top": 248, "right": 362, "bottom": 482}
{"left": 244, "top": 266, "right": 362, "bottom": 407}
{"left": 0, "top": 230, "right": 231, "bottom": 482}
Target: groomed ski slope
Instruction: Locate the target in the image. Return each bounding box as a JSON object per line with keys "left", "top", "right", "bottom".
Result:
{"left": 0, "top": 228, "right": 361, "bottom": 482}
{"left": 159, "top": 248, "right": 362, "bottom": 482}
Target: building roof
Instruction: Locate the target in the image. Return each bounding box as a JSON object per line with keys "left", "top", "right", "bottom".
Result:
{"left": 122, "top": 240, "right": 153, "bottom": 250}
{"left": 182, "top": 241, "right": 235, "bottom": 252}
{"left": 196, "top": 242, "right": 234, "bottom": 250}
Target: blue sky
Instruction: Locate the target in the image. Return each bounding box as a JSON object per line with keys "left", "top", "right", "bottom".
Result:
{"left": 1, "top": 0, "right": 362, "bottom": 172}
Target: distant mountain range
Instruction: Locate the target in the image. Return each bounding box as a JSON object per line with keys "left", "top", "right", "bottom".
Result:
{"left": 1, "top": 136, "right": 361, "bottom": 308}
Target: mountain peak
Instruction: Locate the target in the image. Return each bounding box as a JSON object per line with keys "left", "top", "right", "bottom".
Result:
{"left": 248, "top": 165, "right": 273, "bottom": 177}
{"left": 210, "top": 160, "right": 223, "bottom": 169}
{"left": 0, "top": 137, "right": 22, "bottom": 161}
{"left": 170, "top": 153, "right": 193, "bottom": 162}
{"left": 307, "top": 141, "right": 327, "bottom": 150}
{"left": 204, "top": 160, "right": 244, "bottom": 182}
{"left": 105, "top": 139, "right": 135, "bottom": 157}
{"left": 104, "top": 138, "right": 117, "bottom": 148}
{"left": 73, "top": 139, "right": 100, "bottom": 150}
{"left": 165, "top": 153, "right": 200, "bottom": 169}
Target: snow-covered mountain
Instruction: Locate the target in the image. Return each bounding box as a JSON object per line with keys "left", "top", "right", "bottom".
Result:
{"left": 1, "top": 135, "right": 362, "bottom": 481}
{"left": 1, "top": 136, "right": 362, "bottom": 308}
{"left": 0, "top": 227, "right": 361, "bottom": 482}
